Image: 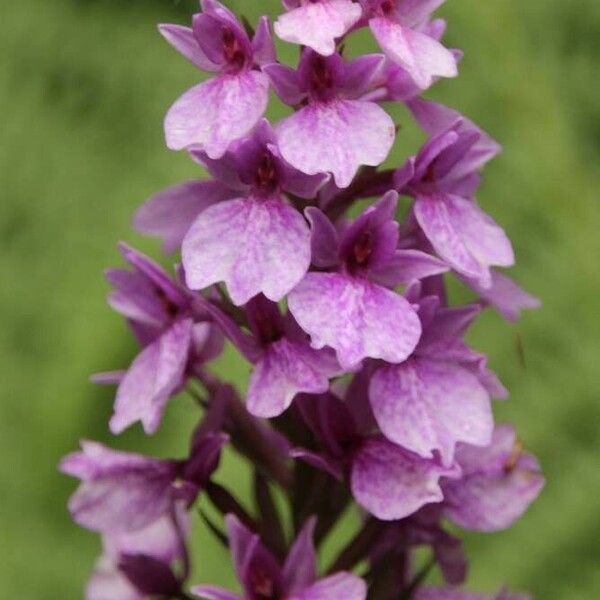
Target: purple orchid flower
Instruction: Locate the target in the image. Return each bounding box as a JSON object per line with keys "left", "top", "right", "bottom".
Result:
{"left": 87, "top": 507, "right": 190, "bottom": 600}
{"left": 288, "top": 191, "right": 448, "bottom": 370}
{"left": 274, "top": 0, "right": 363, "bottom": 56}
{"left": 292, "top": 388, "right": 456, "bottom": 521}
{"left": 180, "top": 120, "right": 327, "bottom": 306}
{"left": 161, "top": 0, "right": 275, "bottom": 157}
{"left": 62, "top": 1, "right": 545, "bottom": 597}
{"left": 96, "top": 243, "right": 223, "bottom": 434}
{"left": 414, "top": 588, "right": 531, "bottom": 600}
{"left": 400, "top": 98, "right": 502, "bottom": 197}
{"left": 60, "top": 414, "right": 227, "bottom": 534}
{"left": 265, "top": 49, "right": 395, "bottom": 188}
{"left": 204, "top": 293, "right": 341, "bottom": 418}
{"left": 441, "top": 425, "right": 544, "bottom": 531}
{"left": 192, "top": 515, "right": 367, "bottom": 600}
{"left": 396, "top": 101, "right": 513, "bottom": 288}
{"left": 60, "top": 442, "right": 184, "bottom": 534}
{"left": 369, "top": 291, "right": 500, "bottom": 466}
{"left": 360, "top": 0, "right": 457, "bottom": 89}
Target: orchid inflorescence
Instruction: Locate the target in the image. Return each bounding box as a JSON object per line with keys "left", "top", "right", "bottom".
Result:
{"left": 60, "top": 1, "right": 544, "bottom": 599}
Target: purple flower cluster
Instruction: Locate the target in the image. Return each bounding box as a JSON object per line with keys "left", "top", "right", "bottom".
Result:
{"left": 61, "top": 2, "right": 544, "bottom": 598}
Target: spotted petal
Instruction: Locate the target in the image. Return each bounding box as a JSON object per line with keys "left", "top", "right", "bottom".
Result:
{"left": 276, "top": 99, "right": 395, "bottom": 188}
{"left": 414, "top": 194, "right": 514, "bottom": 287}
{"left": 134, "top": 181, "right": 235, "bottom": 253}
{"left": 369, "top": 18, "right": 457, "bottom": 89}
{"left": 369, "top": 358, "right": 493, "bottom": 465}
{"left": 442, "top": 425, "right": 544, "bottom": 531}
{"left": 109, "top": 319, "right": 193, "bottom": 435}
{"left": 275, "top": 0, "right": 362, "bottom": 56}
{"left": 165, "top": 71, "right": 269, "bottom": 158}
{"left": 247, "top": 339, "right": 339, "bottom": 418}
{"left": 295, "top": 572, "right": 368, "bottom": 600}
{"left": 288, "top": 273, "right": 421, "bottom": 370}
{"left": 351, "top": 436, "right": 448, "bottom": 520}
{"left": 182, "top": 197, "right": 310, "bottom": 305}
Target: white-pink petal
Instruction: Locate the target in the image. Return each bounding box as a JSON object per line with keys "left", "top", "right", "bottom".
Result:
{"left": 165, "top": 71, "right": 269, "bottom": 158}
{"left": 275, "top": 0, "right": 362, "bottom": 56}
{"left": 276, "top": 100, "right": 395, "bottom": 189}
{"left": 369, "top": 17, "right": 457, "bottom": 89}
{"left": 369, "top": 358, "right": 493, "bottom": 466}
{"left": 351, "top": 437, "right": 446, "bottom": 521}
{"left": 134, "top": 180, "right": 235, "bottom": 253}
{"left": 246, "top": 340, "right": 336, "bottom": 418}
{"left": 109, "top": 319, "right": 193, "bottom": 435}
{"left": 295, "top": 572, "right": 368, "bottom": 600}
{"left": 288, "top": 273, "right": 421, "bottom": 370}
{"left": 182, "top": 197, "right": 311, "bottom": 305}
{"left": 414, "top": 194, "right": 513, "bottom": 287}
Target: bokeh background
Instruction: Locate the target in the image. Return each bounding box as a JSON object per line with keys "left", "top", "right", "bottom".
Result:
{"left": 2, "top": 0, "right": 599, "bottom": 598}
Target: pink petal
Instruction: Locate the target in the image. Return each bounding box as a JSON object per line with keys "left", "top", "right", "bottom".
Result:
{"left": 275, "top": 0, "right": 362, "bottom": 56}
{"left": 165, "top": 71, "right": 269, "bottom": 158}
{"left": 282, "top": 517, "right": 317, "bottom": 594}
{"left": 87, "top": 557, "right": 142, "bottom": 600}
{"left": 351, "top": 437, "right": 447, "bottom": 520}
{"left": 341, "top": 54, "right": 387, "bottom": 97}
{"left": 134, "top": 180, "right": 235, "bottom": 253}
{"left": 182, "top": 197, "right": 310, "bottom": 305}
{"left": 104, "top": 507, "right": 190, "bottom": 564}
{"left": 252, "top": 16, "right": 277, "bottom": 66}
{"left": 295, "top": 572, "right": 368, "bottom": 600}
{"left": 369, "top": 18, "right": 457, "bottom": 89}
{"left": 61, "top": 447, "right": 186, "bottom": 540}
{"left": 201, "top": 0, "right": 239, "bottom": 22}
{"left": 462, "top": 271, "right": 540, "bottom": 322}
{"left": 305, "top": 207, "right": 340, "bottom": 268}
{"left": 263, "top": 63, "right": 305, "bottom": 106}
{"left": 397, "top": 0, "right": 447, "bottom": 28}
{"left": 414, "top": 194, "right": 489, "bottom": 284}
{"left": 448, "top": 195, "right": 514, "bottom": 272}
{"left": 158, "top": 24, "right": 220, "bottom": 71}
{"left": 109, "top": 319, "right": 193, "bottom": 435}
{"left": 370, "top": 249, "right": 449, "bottom": 287}
{"left": 443, "top": 425, "right": 544, "bottom": 532}
{"left": 247, "top": 339, "right": 337, "bottom": 418}
{"left": 288, "top": 273, "right": 421, "bottom": 370}
{"left": 413, "top": 588, "right": 490, "bottom": 600}
{"left": 276, "top": 100, "right": 395, "bottom": 188}
{"left": 369, "top": 358, "right": 493, "bottom": 465}
{"left": 191, "top": 587, "right": 243, "bottom": 600}
{"left": 407, "top": 98, "right": 501, "bottom": 174}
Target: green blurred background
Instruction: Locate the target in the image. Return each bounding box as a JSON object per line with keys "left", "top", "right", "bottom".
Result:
{"left": 1, "top": 0, "right": 599, "bottom": 597}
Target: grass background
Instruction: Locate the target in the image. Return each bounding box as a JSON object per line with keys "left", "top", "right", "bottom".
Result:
{"left": 1, "top": 0, "right": 599, "bottom": 597}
